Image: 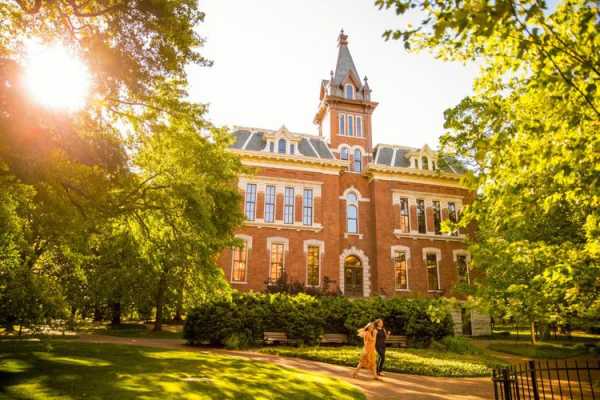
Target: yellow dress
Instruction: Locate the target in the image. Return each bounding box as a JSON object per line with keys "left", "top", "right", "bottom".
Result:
{"left": 358, "top": 330, "right": 376, "bottom": 370}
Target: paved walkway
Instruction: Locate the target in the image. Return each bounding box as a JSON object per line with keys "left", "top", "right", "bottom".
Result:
{"left": 74, "top": 335, "right": 493, "bottom": 400}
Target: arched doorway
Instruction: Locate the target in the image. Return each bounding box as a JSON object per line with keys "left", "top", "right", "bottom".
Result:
{"left": 344, "top": 255, "right": 363, "bottom": 297}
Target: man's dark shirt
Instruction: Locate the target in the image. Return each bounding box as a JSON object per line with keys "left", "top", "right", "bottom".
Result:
{"left": 375, "top": 329, "right": 386, "bottom": 352}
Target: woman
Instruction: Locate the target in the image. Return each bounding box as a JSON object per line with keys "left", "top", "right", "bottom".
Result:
{"left": 352, "top": 322, "right": 380, "bottom": 380}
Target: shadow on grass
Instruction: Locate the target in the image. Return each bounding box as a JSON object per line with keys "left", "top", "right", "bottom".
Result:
{"left": 0, "top": 341, "right": 364, "bottom": 400}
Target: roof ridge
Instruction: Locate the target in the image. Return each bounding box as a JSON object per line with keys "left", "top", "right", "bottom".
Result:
{"left": 233, "top": 125, "right": 323, "bottom": 140}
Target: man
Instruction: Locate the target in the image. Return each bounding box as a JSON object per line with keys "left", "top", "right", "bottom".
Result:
{"left": 374, "top": 319, "right": 390, "bottom": 376}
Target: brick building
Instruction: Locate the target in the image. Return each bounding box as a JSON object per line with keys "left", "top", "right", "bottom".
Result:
{"left": 219, "top": 31, "right": 475, "bottom": 307}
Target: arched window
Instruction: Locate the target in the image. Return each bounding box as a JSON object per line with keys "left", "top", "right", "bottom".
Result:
{"left": 421, "top": 156, "right": 429, "bottom": 170}
{"left": 278, "top": 139, "right": 286, "bottom": 154}
{"left": 340, "top": 147, "right": 349, "bottom": 160}
{"left": 353, "top": 149, "right": 362, "bottom": 172}
{"left": 345, "top": 84, "right": 354, "bottom": 99}
{"left": 346, "top": 192, "right": 358, "bottom": 234}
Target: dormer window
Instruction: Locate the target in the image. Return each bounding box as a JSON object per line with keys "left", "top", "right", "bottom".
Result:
{"left": 269, "top": 142, "right": 274, "bottom": 152}
{"left": 290, "top": 143, "right": 295, "bottom": 155}
{"left": 353, "top": 149, "right": 362, "bottom": 172}
{"left": 340, "top": 147, "right": 349, "bottom": 160}
{"left": 421, "top": 156, "right": 429, "bottom": 170}
{"left": 278, "top": 139, "right": 286, "bottom": 154}
{"left": 345, "top": 84, "right": 354, "bottom": 100}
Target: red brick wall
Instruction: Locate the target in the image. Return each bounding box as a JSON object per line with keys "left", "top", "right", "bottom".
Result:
{"left": 219, "top": 163, "right": 472, "bottom": 299}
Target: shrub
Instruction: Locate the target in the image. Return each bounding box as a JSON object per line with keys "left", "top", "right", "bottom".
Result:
{"left": 184, "top": 291, "right": 454, "bottom": 347}
{"left": 438, "top": 336, "right": 482, "bottom": 354}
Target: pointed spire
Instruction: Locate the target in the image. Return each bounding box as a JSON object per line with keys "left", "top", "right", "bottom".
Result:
{"left": 338, "top": 29, "right": 348, "bottom": 47}
{"left": 332, "top": 30, "right": 360, "bottom": 86}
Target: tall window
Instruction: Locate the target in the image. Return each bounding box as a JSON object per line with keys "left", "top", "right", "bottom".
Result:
{"left": 347, "top": 115, "right": 354, "bottom": 136}
{"left": 302, "top": 189, "right": 313, "bottom": 226}
{"left": 338, "top": 114, "right": 345, "bottom": 135}
{"left": 421, "top": 156, "right": 429, "bottom": 170}
{"left": 346, "top": 192, "right": 358, "bottom": 234}
{"left": 353, "top": 149, "right": 362, "bottom": 173}
{"left": 269, "top": 142, "right": 274, "bottom": 152}
{"left": 290, "top": 144, "right": 295, "bottom": 155}
{"left": 399, "top": 198, "right": 410, "bottom": 233}
{"left": 426, "top": 252, "right": 440, "bottom": 290}
{"left": 231, "top": 241, "right": 248, "bottom": 282}
{"left": 448, "top": 202, "right": 458, "bottom": 236}
{"left": 393, "top": 250, "right": 408, "bottom": 290}
{"left": 416, "top": 199, "right": 426, "bottom": 233}
{"left": 245, "top": 183, "right": 257, "bottom": 221}
{"left": 269, "top": 243, "right": 285, "bottom": 283}
{"left": 340, "top": 147, "right": 349, "bottom": 160}
{"left": 456, "top": 255, "right": 470, "bottom": 284}
{"left": 278, "top": 139, "right": 286, "bottom": 154}
{"left": 356, "top": 116, "right": 362, "bottom": 137}
{"left": 345, "top": 84, "right": 354, "bottom": 99}
{"left": 264, "top": 185, "right": 276, "bottom": 223}
{"left": 284, "top": 187, "right": 294, "bottom": 224}
{"left": 306, "top": 246, "right": 320, "bottom": 286}
{"left": 433, "top": 200, "right": 441, "bottom": 235}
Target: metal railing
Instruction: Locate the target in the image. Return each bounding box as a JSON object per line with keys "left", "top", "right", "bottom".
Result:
{"left": 493, "top": 360, "right": 600, "bottom": 400}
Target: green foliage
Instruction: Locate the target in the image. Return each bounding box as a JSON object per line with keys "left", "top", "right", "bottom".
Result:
{"left": 184, "top": 292, "right": 454, "bottom": 347}
{"left": 488, "top": 342, "right": 591, "bottom": 359}
{"left": 377, "top": 0, "right": 600, "bottom": 338}
{"left": 260, "top": 346, "right": 507, "bottom": 377}
{"left": 0, "top": 0, "right": 245, "bottom": 331}
{"left": 0, "top": 341, "right": 365, "bottom": 400}
{"left": 433, "top": 336, "right": 483, "bottom": 355}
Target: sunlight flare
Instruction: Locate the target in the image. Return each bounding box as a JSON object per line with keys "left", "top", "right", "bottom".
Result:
{"left": 24, "top": 41, "right": 91, "bottom": 111}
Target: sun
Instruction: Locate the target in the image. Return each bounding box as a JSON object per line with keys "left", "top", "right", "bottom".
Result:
{"left": 24, "top": 41, "right": 91, "bottom": 111}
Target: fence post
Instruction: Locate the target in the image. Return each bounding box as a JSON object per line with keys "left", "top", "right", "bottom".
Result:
{"left": 529, "top": 360, "right": 540, "bottom": 400}
{"left": 503, "top": 368, "right": 513, "bottom": 400}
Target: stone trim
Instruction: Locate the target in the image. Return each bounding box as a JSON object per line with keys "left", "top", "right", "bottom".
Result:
{"left": 304, "top": 240, "right": 325, "bottom": 288}
{"left": 339, "top": 246, "right": 371, "bottom": 297}
{"left": 422, "top": 247, "right": 442, "bottom": 261}
{"left": 235, "top": 234, "right": 253, "bottom": 250}
{"left": 266, "top": 236, "right": 289, "bottom": 252}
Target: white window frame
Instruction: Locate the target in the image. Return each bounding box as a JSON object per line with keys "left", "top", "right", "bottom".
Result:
{"left": 346, "top": 191, "right": 359, "bottom": 234}
{"left": 423, "top": 247, "right": 442, "bottom": 292}
{"left": 356, "top": 116, "right": 363, "bottom": 137}
{"left": 453, "top": 250, "right": 471, "bottom": 285}
{"left": 338, "top": 113, "right": 346, "bottom": 135}
{"left": 264, "top": 184, "right": 276, "bottom": 223}
{"left": 347, "top": 114, "right": 354, "bottom": 136}
{"left": 267, "top": 237, "right": 289, "bottom": 284}
{"left": 230, "top": 236, "right": 251, "bottom": 284}
{"left": 345, "top": 84, "right": 354, "bottom": 100}
{"left": 391, "top": 245, "right": 411, "bottom": 291}
{"left": 244, "top": 183, "right": 257, "bottom": 221}
{"left": 283, "top": 186, "right": 295, "bottom": 224}
{"left": 304, "top": 240, "right": 324, "bottom": 287}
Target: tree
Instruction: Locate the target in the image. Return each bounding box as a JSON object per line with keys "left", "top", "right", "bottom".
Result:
{"left": 1, "top": 0, "right": 244, "bottom": 330}
{"left": 377, "top": 0, "right": 599, "bottom": 342}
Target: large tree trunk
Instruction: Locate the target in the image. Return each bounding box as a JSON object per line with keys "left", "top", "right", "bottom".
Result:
{"left": 153, "top": 275, "right": 167, "bottom": 332}
{"left": 93, "top": 305, "right": 103, "bottom": 322}
{"left": 173, "top": 283, "right": 184, "bottom": 323}
{"left": 111, "top": 302, "right": 121, "bottom": 326}
{"left": 530, "top": 320, "right": 537, "bottom": 344}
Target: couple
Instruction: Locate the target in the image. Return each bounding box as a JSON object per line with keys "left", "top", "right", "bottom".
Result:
{"left": 352, "top": 319, "right": 390, "bottom": 380}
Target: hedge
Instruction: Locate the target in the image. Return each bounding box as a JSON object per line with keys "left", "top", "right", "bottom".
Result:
{"left": 184, "top": 292, "right": 453, "bottom": 348}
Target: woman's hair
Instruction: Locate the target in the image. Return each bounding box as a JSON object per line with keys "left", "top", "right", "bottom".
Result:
{"left": 374, "top": 319, "right": 383, "bottom": 326}
{"left": 357, "top": 322, "right": 373, "bottom": 338}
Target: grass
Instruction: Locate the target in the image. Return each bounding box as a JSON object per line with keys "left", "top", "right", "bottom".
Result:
{"left": 0, "top": 341, "right": 365, "bottom": 400}
{"left": 81, "top": 322, "right": 183, "bottom": 339}
{"left": 259, "top": 346, "right": 508, "bottom": 377}
{"left": 487, "top": 342, "right": 592, "bottom": 359}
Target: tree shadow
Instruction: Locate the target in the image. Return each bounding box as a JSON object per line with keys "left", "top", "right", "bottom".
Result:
{"left": 0, "top": 341, "right": 364, "bottom": 400}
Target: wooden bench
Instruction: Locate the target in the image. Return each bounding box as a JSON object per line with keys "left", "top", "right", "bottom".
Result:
{"left": 320, "top": 333, "right": 348, "bottom": 345}
{"left": 263, "top": 331, "right": 289, "bottom": 345}
{"left": 386, "top": 335, "right": 408, "bottom": 348}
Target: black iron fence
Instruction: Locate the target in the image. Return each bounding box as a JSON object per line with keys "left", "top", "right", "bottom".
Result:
{"left": 493, "top": 360, "right": 600, "bottom": 400}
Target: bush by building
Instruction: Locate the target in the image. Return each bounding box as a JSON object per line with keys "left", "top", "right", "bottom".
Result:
{"left": 184, "top": 292, "right": 453, "bottom": 348}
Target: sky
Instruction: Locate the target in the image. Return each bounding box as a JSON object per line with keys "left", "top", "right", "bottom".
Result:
{"left": 187, "top": 0, "right": 479, "bottom": 148}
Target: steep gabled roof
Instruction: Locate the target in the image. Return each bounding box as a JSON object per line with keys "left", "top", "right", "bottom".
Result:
{"left": 333, "top": 30, "right": 361, "bottom": 87}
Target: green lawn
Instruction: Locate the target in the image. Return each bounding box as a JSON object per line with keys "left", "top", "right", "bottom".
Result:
{"left": 487, "top": 342, "right": 592, "bottom": 359}
{"left": 0, "top": 341, "right": 365, "bottom": 400}
{"left": 260, "top": 346, "right": 507, "bottom": 377}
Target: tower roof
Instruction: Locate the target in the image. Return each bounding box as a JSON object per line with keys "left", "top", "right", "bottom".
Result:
{"left": 332, "top": 30, "right": 361, "bottom": 86}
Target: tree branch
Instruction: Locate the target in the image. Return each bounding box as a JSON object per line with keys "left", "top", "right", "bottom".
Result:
{"left": 510, "top": 3, "right": 600, "bottom": 118}
{"left": 66, "top": 0, "right": 125, "bottom": 17}
{"left": 13, "top": 0, "right": 42, "bottom": 14}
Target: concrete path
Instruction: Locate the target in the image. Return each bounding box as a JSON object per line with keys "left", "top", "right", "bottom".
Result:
{"left": 74, "top": 335, "right": 494, "bottom": 400}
